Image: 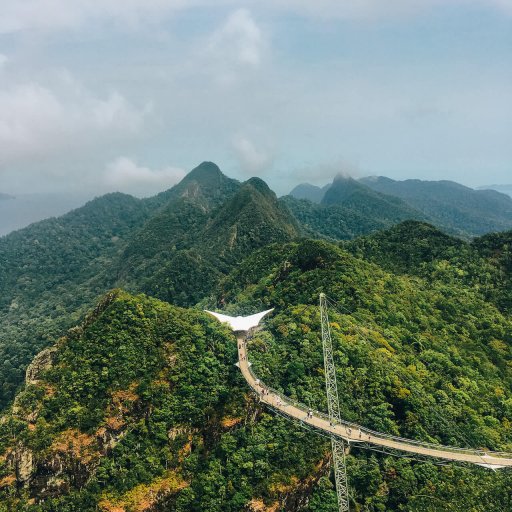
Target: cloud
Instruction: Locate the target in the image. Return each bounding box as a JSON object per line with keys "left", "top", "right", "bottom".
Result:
{"left": 0, "top": 79, "right": 149, "bottom": 167}
{"left": 203, "top": 8, "right": 266, "bottom": 85}
{"left": 209, "top": 9, "right": 264, "bottom": 67}
{"left": 0, "top": 0, "right": 199, "bottom": 34}
{"left": 1, "top": 0, "right": 511, "bottom": 35}
{"left": 293, "top": 160, "right": 363, "bottom": 184}
{"left": 105, "top": 156, "right": 185, "bottom": 195}
{"left": 232, "top": 135, "right": 273, "bottom": 175}
{"left": 262, "top": 0, "right": 512, "bottom": 19}
{"left": 0, "top": 54, "right": 7, "bottom": 68}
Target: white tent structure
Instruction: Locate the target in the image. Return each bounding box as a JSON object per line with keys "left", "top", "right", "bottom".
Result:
{"left": 205, "top": 308, "right": 274, "bottom": 332}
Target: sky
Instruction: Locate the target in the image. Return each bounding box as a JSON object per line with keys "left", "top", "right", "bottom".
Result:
{"left": 0, "top": 0, "right": 511, "bottom": 197}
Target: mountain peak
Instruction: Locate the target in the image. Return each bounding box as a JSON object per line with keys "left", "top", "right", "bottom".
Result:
{"left": 323, "top": 175, "right": 374, "bottom": 204}
{"left": 150, "top": 161, "right": 240, "bottom": 210}
{"left": 243, "top": 177, "right": 274, "bottom": 196}
{"left": 182, "top": 161, "right": 223, "bottom": 184}
{"left": 289, "top": 183, "right": 329, "bottom": 203}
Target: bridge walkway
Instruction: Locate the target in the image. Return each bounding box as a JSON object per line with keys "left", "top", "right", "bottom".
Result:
{"left": 236, "top": 333, "right": 512, "bottom": 470}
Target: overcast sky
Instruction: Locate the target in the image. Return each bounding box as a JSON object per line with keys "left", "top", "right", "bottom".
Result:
{"left": 0, "top": 0, "right": 511, "bottom": 197}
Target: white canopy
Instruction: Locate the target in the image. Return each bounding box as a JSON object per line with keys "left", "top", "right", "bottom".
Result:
{"left": 205, "top": 308, "right": 274, "bottom": 332}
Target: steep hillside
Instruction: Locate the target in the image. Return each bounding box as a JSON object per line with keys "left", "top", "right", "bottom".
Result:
{"left": 0, "top": 193, "right": 152, "bottom": 409}
{"left": 322, "top": 176, "right": 425, "bottom": 223}
{"left": 361, "top": 176, "right": 512, "bottom": 236}
{"left": 281, "top": 176, "right": 425, "bottom": 241}
{"left": 471, "top": 230, "right": 512, "bottom": 313}
{"left": 2, "top": 238, "right": 512, "bottom": 510}
{"left": 345, "top": 220, "right": 469, "bottom": 276}
{"left": 281, "top": 196, "right": 401, "bottom": 240}
{"left": 0, "top": 163, "right": 298, "bottom": 410}
{"left": 0, "top": 162, "right": 236, "bottom": 409}
{"left": 0, "top": 290, "right": 329, "bottom": 511}
{"left": 345, "top": 221, "right": 512, "bottom": 315}
{"left": 215, "top": 238, "right": 512, "bottom": 510}
{"left": 119, "top": 177, "right": 299, "bottom": 306}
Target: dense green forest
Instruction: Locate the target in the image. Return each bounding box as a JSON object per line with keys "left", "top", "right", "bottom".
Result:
{"left": 1, "top": 162, "right": 512, "bottom": 510}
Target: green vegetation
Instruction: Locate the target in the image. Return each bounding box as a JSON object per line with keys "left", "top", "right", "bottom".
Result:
{"left": 1, "top": 162, "right": 512, "bottom": 510}
{"left": 0, "top": 163, "right": 296, "bottom": 409}
{"left": 360, "top": 176, "right": 512, "bottom": 236}
{"left": 0, "top": 193, "right": 152, "bottom": 408}
{"left": 288, "top": 175, "right": 512, "bottom": 238}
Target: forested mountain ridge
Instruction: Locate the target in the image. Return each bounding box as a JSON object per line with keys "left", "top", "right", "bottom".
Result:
{"left": 360, "top": 176, "right": 512, "bottom": 236}
{"left": 0, "top": 192, "right": 153, "bottom": 408}
{"left": 288, "top": 183, "right": 329, "bottom": 203}
{"left": 289, "top": 175, "right": 512, "bottom": 237}
{"left": 116, "top": 175, "right": 299, "bottom": 306}
{"left": 0, "top": 163, "right": 297, "bottom": 409}
{"left": 345, "top": 221, "right": 512, "bottom": 314}
{"left": 2, "top": 161, "right": 512, "bottom": 510}
{"left": 1, "top": 237, "right": 512, "bottom": 511}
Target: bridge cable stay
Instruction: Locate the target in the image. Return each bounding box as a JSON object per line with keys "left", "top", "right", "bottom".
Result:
{"left": 320, "top": 293, "right": 350, "bottom": 512}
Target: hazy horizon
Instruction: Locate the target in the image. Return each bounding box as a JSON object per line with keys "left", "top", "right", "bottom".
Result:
{"left": 0, "top": 1, "right": 511, "bottom": 198}
{"left": 1, "top": 169, "right": 511, "bottom": 237}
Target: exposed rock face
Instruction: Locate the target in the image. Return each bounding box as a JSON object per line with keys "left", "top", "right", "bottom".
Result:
{"left": 281, "top": 456, "right": 330, "bottom": 511}
{"left": 11, "top": 445, "right": 34, "bottom": 485}
{"left": 25, "top": 346, "right": 57, "bottom": 384}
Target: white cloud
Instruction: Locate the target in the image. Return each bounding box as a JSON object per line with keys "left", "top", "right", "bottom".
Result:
{"left": 232, "top": 135, "right": 273, "bottom": 175}
{"left": 0, "top": 0, "right": 199, "bottom": 34}
{"left": 209, "top": 9, "right": 264, "bottom": 67}
{"left": 0, "top": 0, "right": 511, "bottom": 36}
{"left": 0, "top": 79, "right": 149, "bottom": 167}
{"left": 105, "top": 157, "right": 185, "bottom": 195}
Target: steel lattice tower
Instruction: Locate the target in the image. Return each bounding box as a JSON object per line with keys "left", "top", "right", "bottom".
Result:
{"left": 320, "top": 293, "right": 350, "bottom": 512}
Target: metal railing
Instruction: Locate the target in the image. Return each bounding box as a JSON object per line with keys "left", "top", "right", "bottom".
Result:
{"left": 242, "top": 345, "right": 512, "bottom": 462}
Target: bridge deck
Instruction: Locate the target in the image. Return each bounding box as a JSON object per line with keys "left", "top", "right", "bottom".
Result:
{"left": 237, "top": 334, "right": 512, "bottom": 469}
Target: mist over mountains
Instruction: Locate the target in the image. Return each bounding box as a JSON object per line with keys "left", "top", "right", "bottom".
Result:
{"left": 0, "top": 192, "right": 94, "bottom": 237}
{"left": 3, "top": 168, "right": 512, "bottom": 240}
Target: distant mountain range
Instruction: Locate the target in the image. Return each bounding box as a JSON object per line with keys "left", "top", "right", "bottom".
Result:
{"left": 289, "top": 175, "right": 512, "bottom": 237}
{"left": 477, "top": 184, "right": 512, "bottom": 197}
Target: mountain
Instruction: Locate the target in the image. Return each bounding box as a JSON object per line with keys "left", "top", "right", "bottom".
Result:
{"left": 1, "top": 237, "right": 511, "bottom": 510}
{"left": 0, "top": 193, "right": 14, "bottom": 200}
{"left": 345, "top": 220, "right": 512, "bottom": 315}
{"left": 322, "top": 176, "right": 425, "bottom": 222}
{"left": 0, "top": 163, "right": 298, "bottom": 409}
{"left": 477, "top": 184, "right": 512, "bottom": 197}
{"left": 360, "top": 176, "right": 512, "bottom": 236}
{"left": 0, "top": 192, "right": 152, "bottom": 408}
{"left": 118, "top": 175, "right": 299, "bottom": 306}
{"left": 2, "top": 163, "right": 512, "bottom": 510}
{"left": 345, "top": 220, "right": 469, "bottom": 276}
{"left": 287, "top": 176, "right": 512, "bottom": 238}
{"left": 282, "top": 176, "right": 426, "bottom": 241}
{"left": 289, "top": 183, "right": 330, "bottom": 203}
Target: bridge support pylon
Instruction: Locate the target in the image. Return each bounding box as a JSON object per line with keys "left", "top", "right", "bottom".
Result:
{"left": 320, "top": 293, "right": 350, "bottom": 512}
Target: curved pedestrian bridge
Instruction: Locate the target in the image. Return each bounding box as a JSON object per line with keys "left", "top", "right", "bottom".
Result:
{"left": 235, "top": 333, "right": 512, "bottom": 470}
{"left": 206, "top": 309, "right": 512, "bottom": 470}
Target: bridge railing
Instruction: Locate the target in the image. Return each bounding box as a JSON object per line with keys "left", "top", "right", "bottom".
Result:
{"left": 243, "top": 349, "right": 512, "bottom": 461}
